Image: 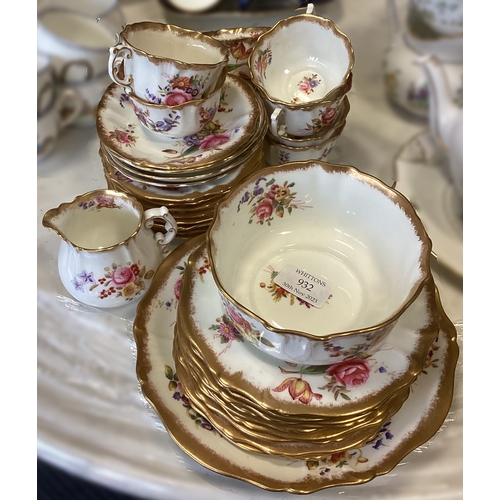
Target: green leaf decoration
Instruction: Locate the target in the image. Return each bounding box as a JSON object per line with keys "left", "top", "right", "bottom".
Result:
{"left": 165, "top": 365, "right": 174, "bottom": 380}
{"left": 168, "top": 380, "right": 178, "bottom": 391}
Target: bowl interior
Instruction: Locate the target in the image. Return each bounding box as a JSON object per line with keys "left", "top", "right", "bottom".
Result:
{"left": 208, "top": 162, "right": 429, "bottom": 336}
{"left": 250, "top": 16, "right": 352, "bottom": 103}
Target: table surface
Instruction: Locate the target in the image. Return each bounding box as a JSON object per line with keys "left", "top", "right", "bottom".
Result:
{"left": 37, "top": 0, "right": 463, "bottom": 498}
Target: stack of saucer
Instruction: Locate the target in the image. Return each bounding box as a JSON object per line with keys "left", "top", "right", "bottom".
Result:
{"left": 96, "top": 74, "right": 268, "bottom": 238}
{"left": 247, "top": 6, "right": 354, "bottom": 164}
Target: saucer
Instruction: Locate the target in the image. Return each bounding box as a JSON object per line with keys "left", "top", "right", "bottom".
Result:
{"left": 133, "top": 235, "right": 459, "bottom": 493}
{"left": 394, "top": 130, "right": 463, "bottom": 276}
{"left": 96, "top": 74, "right": 264, "bottom": 171}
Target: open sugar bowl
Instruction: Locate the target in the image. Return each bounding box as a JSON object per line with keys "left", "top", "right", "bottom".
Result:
{"left": 206, "top": 161, "right": 433, "bottom": 365}
{"left": 42, "top": 189, "right": 177, "bottom": 309}
{"left": 108, "top": 21, "right": 229, "bottom": 102}
{"left": 248, "top": 7, "right": 354, "bottom": 108}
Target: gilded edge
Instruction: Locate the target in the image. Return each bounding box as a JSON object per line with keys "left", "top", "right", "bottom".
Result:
{"left": 133, "top": 233, "right": 459, "bottom": 493}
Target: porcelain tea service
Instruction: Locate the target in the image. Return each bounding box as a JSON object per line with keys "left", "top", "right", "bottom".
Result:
{"left": 42, "top": 189, "right": 178, "bottom": 308}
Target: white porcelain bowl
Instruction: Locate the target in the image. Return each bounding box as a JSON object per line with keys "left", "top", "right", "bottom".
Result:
{"left": 207, "top": 161, "right": 432, "bottom": 365}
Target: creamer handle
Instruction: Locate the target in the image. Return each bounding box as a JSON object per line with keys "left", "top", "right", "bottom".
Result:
{"left": 144, "top": 207, "right": 178, "bottom": 254}
{"left": 270, "top": 108, "right": 286, "bottom": 137}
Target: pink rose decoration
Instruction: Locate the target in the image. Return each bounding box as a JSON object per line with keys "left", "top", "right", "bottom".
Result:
{"left": 299, "top": 81, "right": 311, "bottom": 93}
{"left": 110, "top": 266, "right": 136, "bottom": 286}
{"left": 199, "top": 133, "right": 231, "bottom": 150}
{"left": 325, "top": 359, "right": 371, "bottom": 387}
{"left": 268, "top": 184, "right": 279, "bottom": 199}
{"left": 321, "top": 107, "right": 337, "bottom": 125}
{"left": 173, "top": 276, "right": 183, "bottom": 301}
{"left": 225, "top": 301, "right": 252, "bottom": 332}
{"left": 164, "top": 89, "right": 192, "bottom": 106}
{"left": 255, "top": 198, "right": 274, "bottom": 221}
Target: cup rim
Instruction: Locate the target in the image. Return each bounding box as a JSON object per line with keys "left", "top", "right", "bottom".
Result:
{"left": 248, "top": 12, "right": 355, "bottom": 108}
{"left": 118, "top": 21, "right": 230, "bottom": 69}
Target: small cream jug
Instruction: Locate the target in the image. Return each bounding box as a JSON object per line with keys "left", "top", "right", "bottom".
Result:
{"left": 42, "top": 189, "right": 178, "bottom": 308}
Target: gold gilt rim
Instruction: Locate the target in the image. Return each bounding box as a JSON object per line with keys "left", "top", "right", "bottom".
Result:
{"left": 172, "top": 338, "right": 406, "bottom": 461}
{"left": 41, "top": 189, "right": 145, "bottom": 253}
{"left": 177, "top": 243, "right": 438, "bottom": 418}
{"left": 118, "top": 21, "right": 229, "bottom": 68}
{"left": 203, "top": 26, "right": 271, "bottom": 40}
{"left": 103, "top": 148, "right": 265, "bottom": 205}
{"left": 96, "top": 77, "right": 267, "bottom": 172}
{"left": 207, "top": 160, "right": 434, "bottom": 342}
{"left": 133, "top": 234, "right": 459, "bottom": 493}
{"left": 248, "top": 13, "right": 355, "bottom": 109}
{"left": 99, "top": 136, "right": 265, "bottom": 189}
{"left": 174, "top": 318, "right": 412, "bottom": 441}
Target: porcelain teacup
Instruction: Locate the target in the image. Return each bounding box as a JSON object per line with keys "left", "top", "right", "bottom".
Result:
{"left": 38, "top": 53, "right": 56, "bottom": 116}
{"left": 125, "top": 73, "right": 224, "bottom": 137}
{"left": 203, "top": 26, "right": 269, "bottom": 79}
{"left": 42, "top": 189, "right": 178, "bottom": 309}
{"left": 37, "top": 6, "right": 117, "bottom": 83}
{"left": 108, "top": 21, "right": 229, "bottom": 102}
{"left": 37, "top": 86, "right": 84, "bottom": 162}
{"left": 248, "top": 8, "right": 354, "bottom": 106}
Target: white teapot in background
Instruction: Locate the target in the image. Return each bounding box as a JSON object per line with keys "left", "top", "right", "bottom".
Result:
{"left": 416, "top": 55, "right": 463, "bottom": 199}
{"left": 383, "top": 0, "right": 462, "bottom": 118}
{"left": 409, "top": 0, "right": 463, "bottom": 37}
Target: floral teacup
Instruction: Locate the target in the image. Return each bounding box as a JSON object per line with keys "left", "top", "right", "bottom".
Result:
{"left": 108, "top": 21, "right": 229, "bottom": 102}
{"left": 203, "top": 26, "right": 269, "bottom": 79}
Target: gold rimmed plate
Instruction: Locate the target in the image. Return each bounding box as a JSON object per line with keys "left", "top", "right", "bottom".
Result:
{"left": 133, "top": 234, "right": 459, "bottom": 493}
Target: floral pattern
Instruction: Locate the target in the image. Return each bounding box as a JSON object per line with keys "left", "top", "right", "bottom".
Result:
{"left": 165, "top": 364, "right": 216, "bottom": 432}
{"left": 145, "top": 73, "right": 213, "bottom": 104}
{"left": 108, "top": 123, "right": 138, "bottom": 148}
{"left": 305, "top": 420, "right": 394, "bottom": 472}
{"left": 292, "top": 72, "right": 322, "bottom": 103}
{"left": 303, "top": 105, "right": 339, "bottom": 134}
{"left": 253, "top": 43, "right": 272, "bottom": 81}
{"left": 236, "top": 176, "right": 311, "bottom": 225}
{"left": 209, "top": 314, "right": 245, "bottom": 355}
{"left": 71, "top": 261, "right": 155, "bottom": 301}
{"left": 220, "top": 295, "right": 274, "bottom": 349}
{"left": 77, "top": 194, "right": 119, "bottom": 211}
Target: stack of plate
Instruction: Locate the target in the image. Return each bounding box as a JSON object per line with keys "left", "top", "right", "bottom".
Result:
{"left": 172, "top": 240, "right": 442, "bottom": 460}
{"left": 96, "top": 74, "right": 268, "bottom": 238}
{"left": 134, "top": 234, "right": 460, "bottom": 493}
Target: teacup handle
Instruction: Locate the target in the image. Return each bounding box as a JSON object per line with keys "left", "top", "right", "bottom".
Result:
{"left": 270, "top": 108, "right": 287, "bottom": 137}
{"left": 56, "top": 88, "right": 85, "bottom": 129}
{"left": 144, "top": 207, "right": 178, "bottom": 254}
{"left": 306, "top": 3, "right": 316, "bottom": 14}
{"left": 108, "top": 45, "right": 133, "bottom": 90}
